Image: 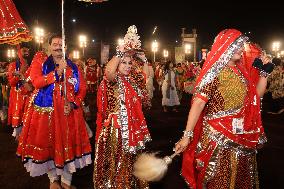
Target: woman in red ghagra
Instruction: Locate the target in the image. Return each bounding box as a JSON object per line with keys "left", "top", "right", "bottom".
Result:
{"left": 175, "top": 29, "right": 273, "bottom": 189}
{"left": 93, "top": 25, "right": 151, "bottom": 189}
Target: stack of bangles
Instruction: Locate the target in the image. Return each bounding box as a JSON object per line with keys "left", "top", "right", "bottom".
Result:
{"left": 116, "top": 49, "right": 148, "bottom": 64}
{"left": 116, "top": 50, "right": 124, "bottom": 59}
{"left": 183, "top": 130, "right": 194, "bottom": 140}
{"left": 174, "top": 130, "right": 193, "bottom": 152}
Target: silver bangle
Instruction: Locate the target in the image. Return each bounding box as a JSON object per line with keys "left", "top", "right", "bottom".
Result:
{"left": 116, "top": 50, "right": 124, "bottom": 59}
{"left": 259, "top": 70, "right": 269, "bottom": 78}
{"left": 183, "top": 130, "right": 193, "bottom": 139}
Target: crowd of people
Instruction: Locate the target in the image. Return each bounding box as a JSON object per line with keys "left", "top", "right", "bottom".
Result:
{"left": 0, "top": 26, "right": 283, "bottom": 189}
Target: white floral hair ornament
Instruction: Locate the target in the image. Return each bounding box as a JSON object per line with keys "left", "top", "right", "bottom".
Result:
{"left": 123, "top": 25, "right": 142, "bottom": 51}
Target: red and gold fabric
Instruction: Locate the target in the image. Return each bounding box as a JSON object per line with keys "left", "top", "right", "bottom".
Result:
{"left": 94, "top": 72, "right": 151, "bottom": 188}
{"left": 86, "top": 65, "right": 98, "bottom": 84}
{"left": 0, "top": 0, "right": 32, "bottom": 45}
{"left": 181, "top": 29, "right": 264, "bottom": 189}
{"left": 86, "top": 65, "right": 98, "bottom": 93}
{"left": 96, "top": 74, "right": 151, "bottom": 151}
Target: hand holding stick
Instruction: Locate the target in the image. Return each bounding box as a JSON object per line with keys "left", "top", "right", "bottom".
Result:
{"left": 133, "top": 152, "right": 180, "bottom": 182}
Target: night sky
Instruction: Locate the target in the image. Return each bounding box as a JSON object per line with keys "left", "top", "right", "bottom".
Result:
{"left": 12, "top": 0, "right": 284, "bottom": 55}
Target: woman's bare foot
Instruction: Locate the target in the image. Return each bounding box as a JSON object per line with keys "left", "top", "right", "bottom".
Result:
{"left": 61, "top": 182, "right": 76, "bottom": 189}
{"left": 163, "top": 108, "right": 168, "bottom": 112}
{"left": 50, "top": 181, "right": 62, "bottom": 189}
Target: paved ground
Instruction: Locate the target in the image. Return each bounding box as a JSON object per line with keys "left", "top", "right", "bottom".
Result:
{"left": 0, "top": 88, "right": 283, "bottom": 189}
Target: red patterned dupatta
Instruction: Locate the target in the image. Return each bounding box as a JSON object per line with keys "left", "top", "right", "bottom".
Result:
{"left": 237, "top": 43, "right": 265, "bottom": 144}
{"left": 96, "top": 74, "right": 151, "bottom": 154}
{"left": 181, "top": 29, "right": 265, "bottom": 188}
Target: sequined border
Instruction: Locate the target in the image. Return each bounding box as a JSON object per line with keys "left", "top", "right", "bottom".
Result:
{"left": 201, "top": 124, "right": 258, "bottom": 184}
{"left": 117, "top": 76, "right": 131, "bottom": 153}
{"left": 204, "top": 107, "right": 242, "bottom": 120}
{"left": 33, "top": 104, "right": 54, "bottom": 113}
{"left": 117, "top": 76, "right": 151, "bottom": 154}
{"left": 195, "top": 35, "right": 248, "bottom": 94}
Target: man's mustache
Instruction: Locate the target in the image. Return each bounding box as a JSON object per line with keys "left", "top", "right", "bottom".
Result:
{"left": 54, "top": 49, "right": 62, "bottom": 52}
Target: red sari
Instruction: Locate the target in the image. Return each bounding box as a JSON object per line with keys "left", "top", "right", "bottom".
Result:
{"left": 17, "top": 52, "right": 91, "bottom": 176}
{"left": 182, "top": 29, "right": 265, "bottom": 189}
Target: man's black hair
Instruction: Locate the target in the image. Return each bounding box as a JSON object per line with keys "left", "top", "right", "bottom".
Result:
{"left": 48, "top": 33, "right": 62, "bottom": 45}
{"left": 19, "top": 42, "right": 31, "bottom": 49}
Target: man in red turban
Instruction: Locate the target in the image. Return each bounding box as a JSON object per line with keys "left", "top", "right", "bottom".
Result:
{"left": 7, "top": 43, "right": 33, "bottom": 138}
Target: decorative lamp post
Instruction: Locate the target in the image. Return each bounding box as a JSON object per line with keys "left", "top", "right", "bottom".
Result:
{"left": 79, "top": 35, "right": 87, "bottom": 58}
{"left": 272, "top": 41, "right": 280, "bottom": 57}
{"left": 73, "top": 50, "right": 80, "bottom": 59}
{"left": 34, "top": 27, "right": 44, "bottom": 50}
{"left": 7, "top": 49, "right": 16, "bottom": 62}
{"left": 163, "top": 49, "right": 169, "bottom": 61}
{"left": 152, "top": 40, "right": 158, "bottom": 62}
